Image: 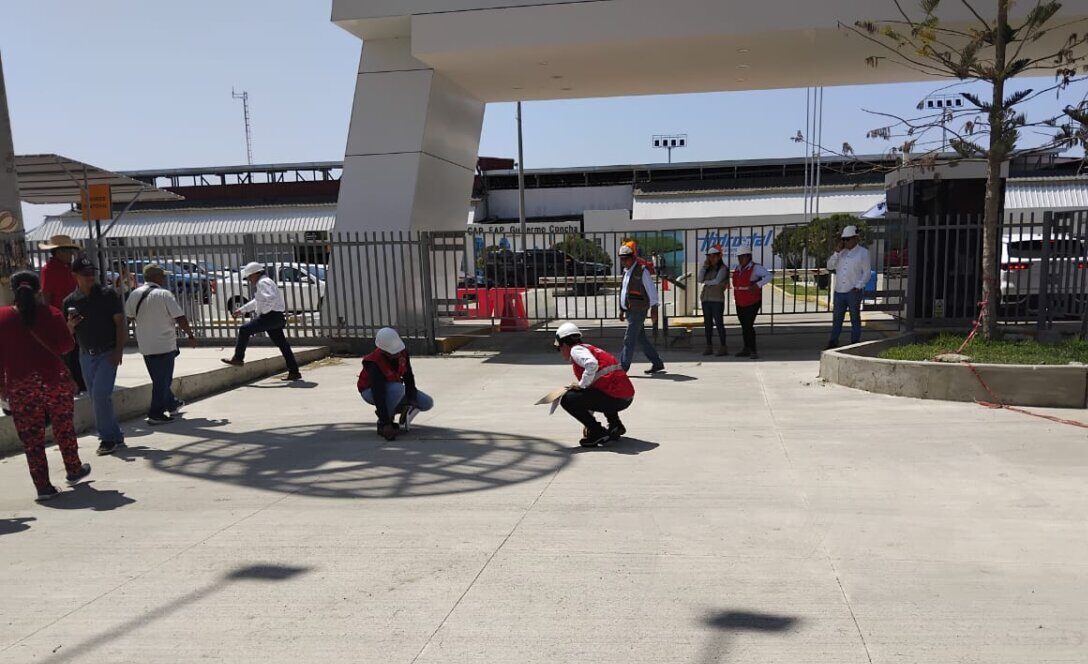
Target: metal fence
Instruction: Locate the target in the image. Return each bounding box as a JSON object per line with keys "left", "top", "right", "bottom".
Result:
{"left": 3, "top": 211, "right": 1082, "bottom": 353}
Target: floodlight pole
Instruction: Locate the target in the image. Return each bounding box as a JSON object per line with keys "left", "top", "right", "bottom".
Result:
{"left": 0, "top": 51, "right": 26, "bottom": 306}
{"left": 517, "top": 101, "right": 527, "bottom": 238}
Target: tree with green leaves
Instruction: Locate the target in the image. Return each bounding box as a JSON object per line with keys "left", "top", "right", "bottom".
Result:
{"left": 772, "top": 225, "right": 808, "bottom": 273}
{"left": 843, "top": 0, "right": 1088, "bottom": 338}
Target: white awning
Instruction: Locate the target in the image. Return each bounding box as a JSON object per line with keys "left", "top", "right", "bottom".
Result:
{"left": 16, "top": 154, "right": 181, "bottom": 205}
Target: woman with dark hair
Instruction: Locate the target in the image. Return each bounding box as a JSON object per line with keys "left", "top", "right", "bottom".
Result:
{"left": 0, "top": 271, "right": 90, "bottom": 501}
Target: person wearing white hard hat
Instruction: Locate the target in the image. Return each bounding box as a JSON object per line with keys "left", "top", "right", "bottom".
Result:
{"left": 221, "top": 262, "right": 301, "bottom": 380}
{"left": 617, "top": 244, "right": 665, "bottom": 374}
{"left": 358, "top": 327, "right": 433, "bottom": 441}
{"left": 731, "top": 244, "right": 773, "bottom": 360}
{"left": 698, "top": 244, "right": 730, "bottom": 356}
{"left": 826, "top": 224, "right": 871, "bottom": 349}
{"left": 553, "top": 322, "right": 635, "bottom": 447}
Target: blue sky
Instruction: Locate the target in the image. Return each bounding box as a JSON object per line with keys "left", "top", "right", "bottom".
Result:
{"left": 4, "top": 0, "right": 1084, "bottom": 229}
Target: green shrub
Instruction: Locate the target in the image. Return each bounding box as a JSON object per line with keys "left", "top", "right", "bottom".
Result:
{"left": 553, "top": 234, "right": 613, "bottom": 267}
{"left": 805, "top": 214, "right": 869, "bottom": 269}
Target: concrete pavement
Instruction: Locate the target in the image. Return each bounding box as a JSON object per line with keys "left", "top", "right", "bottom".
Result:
{"left": 0, "top": 336, "right": 1086, "bottom": 663}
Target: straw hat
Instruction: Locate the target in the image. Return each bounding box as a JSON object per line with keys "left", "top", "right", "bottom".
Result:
{"left": 38, "top": 234, "right": 81, "bottom": 251}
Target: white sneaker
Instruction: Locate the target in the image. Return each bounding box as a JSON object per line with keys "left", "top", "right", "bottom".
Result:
{"left": 400, "top": 406, "right": 421, "bottom": 431}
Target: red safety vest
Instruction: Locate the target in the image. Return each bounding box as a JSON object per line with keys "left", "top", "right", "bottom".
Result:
{"left": 572, "top": 344, "right": 635, "bottom": 400}
{"left": 357, "top": 349, "right": 408, "bottom": 392}
{"left": 732, "top": 263, "right": 763, "bottom": 307}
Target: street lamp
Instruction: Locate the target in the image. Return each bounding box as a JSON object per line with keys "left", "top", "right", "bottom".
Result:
{"left": 652, "top": 134, "right": 688, "bottom": 163}
{"left": 918, "top": 93, "right": 964, "bottom": 152}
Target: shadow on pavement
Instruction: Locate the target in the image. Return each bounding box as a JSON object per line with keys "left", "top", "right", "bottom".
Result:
{"left": 698, "top": 610, "right": 801, "bottom": 664}
{"left": 0, "top": 516, "right": 36, "bottom": 536}
{"left": 138, "top": 421, "right": 571, "bottom": 500}
{"left": 36, "top": 564, "right": 310, "bottom": 664}
{"left": 570, "top": 438, "right": 660, "bottom": 455}
{"left": 246, "top": 380, "right": 320, "bottom": 390}
{"left": 630, "top": 373, "right": 698, "bottom": 382}
{"left": 38, "top": 482, "right": 136, "bottom": 512}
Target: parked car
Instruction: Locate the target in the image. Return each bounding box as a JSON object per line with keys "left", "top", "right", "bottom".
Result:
{"left": 483, "top": 249, "right": 610, "bottom": 294}
{"left": 1000, "top": 233, "right": 1087, "bottom": 316}
{"left": 124, "top": 260, "right": 214, "bottom": 303}
{"left": 212, "top": 262, "right": 327, "bottom": 314}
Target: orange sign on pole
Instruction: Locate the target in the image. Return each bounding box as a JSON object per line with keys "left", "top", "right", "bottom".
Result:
{"left": 80, "top": 184, "right": 112, "bottom": 221}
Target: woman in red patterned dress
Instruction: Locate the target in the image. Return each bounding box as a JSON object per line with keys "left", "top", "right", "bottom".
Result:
{"left": 0, "top": 271, "right": 91, "bottom": 501}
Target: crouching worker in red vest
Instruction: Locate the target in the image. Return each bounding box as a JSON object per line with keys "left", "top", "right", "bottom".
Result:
{"left": 554, "top": 322, "right": 635, "bottom": 448}
{"left": 357, "top": 328, "right": 433, "bottom": 441}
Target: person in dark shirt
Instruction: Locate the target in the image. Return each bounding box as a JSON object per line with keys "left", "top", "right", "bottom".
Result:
{"left": 356, "top": 328, "right": 433, "bottom": 441}
{"left": 63, "top": 255, "right": 127, "bottom": 456}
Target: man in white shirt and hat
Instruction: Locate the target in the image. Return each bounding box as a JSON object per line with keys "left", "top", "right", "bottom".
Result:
{"left": 617, "top": 244, "right": 665, "bottom": 374}
{"left": 221, "top": 262, "right": 301, "bottom": 381}
{"left": 826, "top": 225, "right": 871, "bottom": 349}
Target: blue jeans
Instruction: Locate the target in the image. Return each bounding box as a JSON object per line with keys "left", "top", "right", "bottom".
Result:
{"left": 830, "top": 290, "right": 863, "bottom": 345}
{"left": 620, "top": 308, "right": 663, "bottom": 371}
{"left": 360, "top": 383, "right": 435, "bottom": 419}
{"left": 80, "top": 351, "right": 124, "bottom": 443}
{"left": 144, "top": 351, "right": 179, "bottom": 418}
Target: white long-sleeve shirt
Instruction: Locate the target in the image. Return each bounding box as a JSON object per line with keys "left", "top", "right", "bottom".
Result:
{"left": 239, "top": 276, "right": 286, "bottom": 315}
{"left": 570, "top": 344, "right": 600, "bottom": 389}
{"left": 620, "top": 265, "right": 659, "bottom": 311}
{"left": 827, "top": 245, "right": 872, "bottom": 293}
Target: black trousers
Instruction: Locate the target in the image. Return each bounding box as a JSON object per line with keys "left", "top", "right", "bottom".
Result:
{"left": 560, "top": 389, "right": 631, "bottom": 432}
{"left": 702, "top": 300, "right": 727, "bottom": 346}
{"left": 64, "top": 344, "right": 86, "bottom": 392}
{"left": 736, "top": 301, "right": 762, "bottom": 352}
{"left": 233, "top": 311, "right": 299, "bottom": 373}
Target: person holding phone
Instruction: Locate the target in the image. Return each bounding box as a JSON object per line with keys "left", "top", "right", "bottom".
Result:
{"left": 0, "top": 271, "right": 91, "bottom": 500}
{"left": 826, "top": 225, "right": 871, "bottom": 349}
{"left": 63, "top": 255, "right": 127, "bottom": 456}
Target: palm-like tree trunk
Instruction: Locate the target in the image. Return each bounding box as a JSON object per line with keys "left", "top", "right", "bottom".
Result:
{"left": 981, "top": 0, "right": 1009, "bottom": 339}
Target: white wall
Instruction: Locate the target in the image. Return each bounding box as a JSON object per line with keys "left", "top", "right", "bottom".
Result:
{"left": 484, "top": 185, "right": 633, "bottom": 220}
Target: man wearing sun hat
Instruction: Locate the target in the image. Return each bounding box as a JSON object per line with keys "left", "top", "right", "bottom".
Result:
{"left": 826, "top": 224, "right": 871, "bottom": 349}
{"left": 38, "top": 234, "right": 86, "bottom": 391}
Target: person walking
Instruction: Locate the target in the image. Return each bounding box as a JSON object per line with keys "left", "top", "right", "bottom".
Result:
{"left": 357, "top": 327, "right": 433, "bottom": 441}
{"left": 553, "top": 322, "right": 635, "bottom": 448}
{"left": 0, "top": 271, "right": 91, "bottom": 501}
{"left": 63, "top": 256, "right": 127, "bottom": 456}
{"left": 221, "top": 262, "right": 302, "bottom": 381}
{"left": 699, "top": 245, "right": 730, "bottom": 356}
{"left": 38, "top": 234, "right": 85, "bottom": 392}
{"left": 126, "top": 264, "right": 197, "bottom": 425}
{"left": 826, "top": 225, "right": 871, "bottom": 349}
{"left": 618, "top": 244, "right": 665, "bottom": 374}
{"left": 731, "top": 244, "right": 773, "bottom": 360}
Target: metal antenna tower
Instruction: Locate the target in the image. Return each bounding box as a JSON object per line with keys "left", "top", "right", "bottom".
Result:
{"left": 231, "top": 88, "right": 253, "bottom": 165}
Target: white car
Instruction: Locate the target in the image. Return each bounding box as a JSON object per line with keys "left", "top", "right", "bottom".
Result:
{"left": 1000, "top": 233, "right": 1086, "bottom": 316}
{"left": 211, "top": 262, "right": 327, "bottom": 314}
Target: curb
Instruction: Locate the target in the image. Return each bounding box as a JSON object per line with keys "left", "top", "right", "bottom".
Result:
{"left": 0, "top": 347, "right": 331, "bottom": 458}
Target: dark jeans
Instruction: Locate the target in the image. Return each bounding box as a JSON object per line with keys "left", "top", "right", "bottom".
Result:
{"left": 736, "top": 301, "right": 761, "bottom": 352}
{"left": 143, "top": 351, "right": 179, "bottom": 418}
{"left": 702, "top": 300, "right": 727, "bottom": 346}
{"left": 620, "top": 308, "right": 663, "bottom": 371}
{"left": 233, "top": 311, "right": 299, "bottom": 373}
{"left": 830, "top": 290, "right": 863, "bottom": 345}
{"left": 64, "top": 345, "right": 86, "bottom": 392}
{"left": 560, "top": 388, "right": 631, "bottom": 433}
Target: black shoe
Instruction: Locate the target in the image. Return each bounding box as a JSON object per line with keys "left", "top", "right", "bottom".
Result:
{"left": 749, "top": 352, "right": 760, "bottom": 360}
{"left": 608, "top": 422, "right": 626, "bottom": 441}
{"left": 702, "top": 346, "right": 714, "bottom": 356}
{"left": 715, "top": 348, "right": 729, "bottom": 357}
{"left": 66, "top": 463, "right": 92, "bottom": 485}
{"left": 35, "top": 486, "right": 59, "bottom": 502}
{"left": 735, "top": 348, "right": 751, "bottom": 358}
{"left": 644, "top": 364, "right": 666, "bottom": 375}
{"left": 282, "top": 372, "right": 302, "bottom": 381}
{"left": 378, "top": 422, "right": 399, "bottom": 441}
{"left": 147, "top": 414, "right": 175, "bottom": 426}
{"left": 170, "top": 400, "right": 186, "bottom": 414}
{"left": 96, "top": 440, "right": 122, "bottom": 456}
{"left": 579, "top": 428, "right": 610, "bottom": 448}
{"left": 221, "top": 358, "right": 244, "bottom": 367}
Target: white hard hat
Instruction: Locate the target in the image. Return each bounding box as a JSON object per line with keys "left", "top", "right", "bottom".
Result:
{"left": 618, "top": 245, "right": 635, "bottom": 257}
{"left": 841, "top": 225, "right": 859, "bottom": 238}
{"left": 554, "top": 322, "right": 582, "bottom": 348}
{"left": 705, "top": 246, "right": 722, "bottom": 255}
{"left": 375, "top": 327, "right": 405, "bottom": 354}
{"left": 242, "top": 262, "right": 265, "bottom": 278}
{"left": 735, "top": 244, "right": 753, "bottom": 256}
